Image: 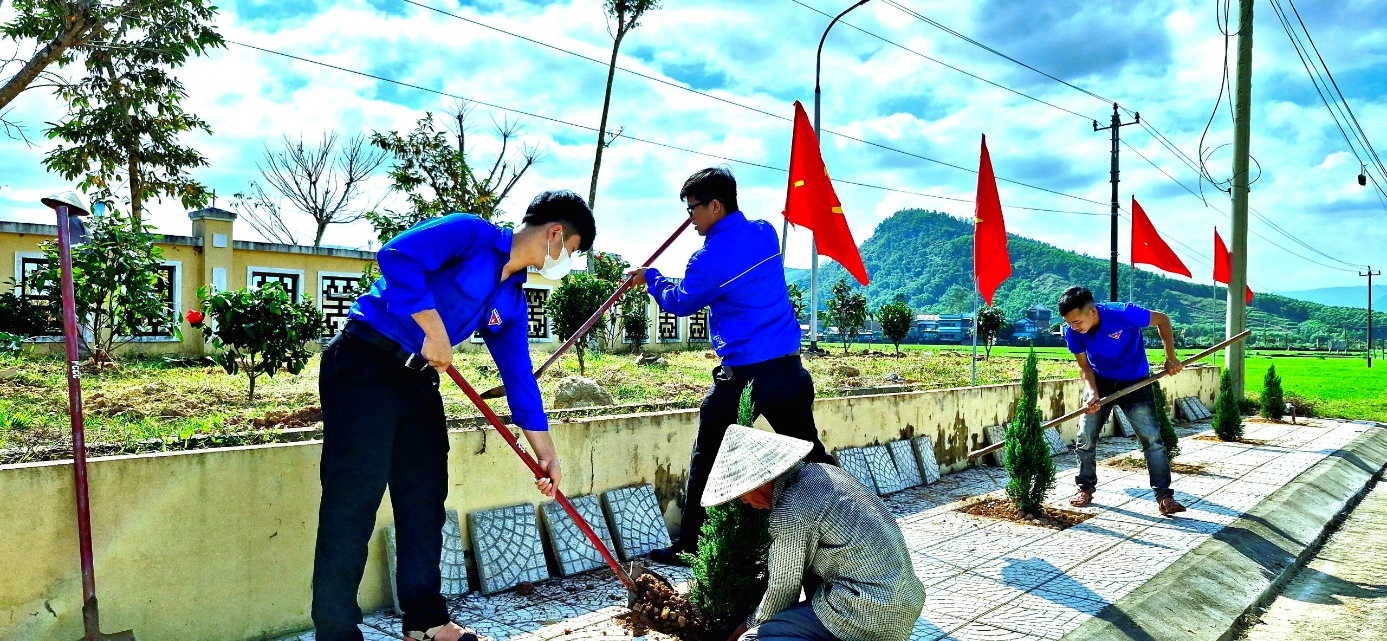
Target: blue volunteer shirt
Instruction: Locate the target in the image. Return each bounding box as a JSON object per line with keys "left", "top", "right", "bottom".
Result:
{"left": 644, "top": 211, "right": 800, "bottom": 366}
{"left": 348, "top": 213, "right": 547, "bottom": 432}
{"left": 1063, "top": 302, "right": 1153, "bottom": 382}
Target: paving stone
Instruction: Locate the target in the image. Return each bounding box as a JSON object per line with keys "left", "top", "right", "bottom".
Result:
{"left": 890, "top": 439, "right": 924, "bottom": 488}
{"left": 912, "top": 436, "right": 941, "bottom": 484}
{"left": 835, "top": 447, "right": 879, "bottom": 494}
{"left": 947, "top": 622, "right": 1048, "bottom": 641}
{"left": 385, "top": 509, "right": 469, "bottom": 613}
{"left": 1043, "top": 427, "right": 1067, "bottom": 456}
{"left": 865, "top": 444, "right": 907, "bottom": 495}
{"left": 984, "top": 424, "right": 1009, "bottom": 466}
{"left": 539, "top": 495, "right": 619, "bottom": 577}
{"left": 1111, "top": 406, "right": 1134, "bottom": 437}
{"left": 600, "top": 484, "right": 671, "bottom": 560}
{"left": 468, "top": 504, "right": 549, "bottom": 594}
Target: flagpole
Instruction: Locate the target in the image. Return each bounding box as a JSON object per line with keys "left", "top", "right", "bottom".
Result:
{"left": 972, "top": 283, "right": 979, "bottom": 386}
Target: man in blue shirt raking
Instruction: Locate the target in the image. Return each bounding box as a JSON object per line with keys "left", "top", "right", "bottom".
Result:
{"left": 313, "top": 191, "right": 595, "bottom": 641}
{"left": 1059, "top": 285, "right": 1188, "bottom": 516}
{"left": 626, "top": 167, "right": 833, "bottom": 566}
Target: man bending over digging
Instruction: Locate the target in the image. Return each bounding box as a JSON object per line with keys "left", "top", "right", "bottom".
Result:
{"left": 1059, "top": 285, "right": 1186, "bottom": 516}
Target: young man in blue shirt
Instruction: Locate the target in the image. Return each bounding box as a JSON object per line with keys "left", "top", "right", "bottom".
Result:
{"left": 313, "top": 191, "right": 595, "bottom": 641}
{"left": 1059, "top": 286, "right": 1187, "bottom": 516}
{"left": 627, "top": 167, "right": 832, "bottom": 566}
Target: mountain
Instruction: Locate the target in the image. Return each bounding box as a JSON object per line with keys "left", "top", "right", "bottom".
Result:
{"left": 787, "top": 209, "right": 1383, "bottom": 344}
{"left": 1276, "top": 286, "right": 1378, "bottom": 310}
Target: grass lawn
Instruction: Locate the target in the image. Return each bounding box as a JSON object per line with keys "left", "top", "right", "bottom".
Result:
{"left": 1243, "top": 353, "right": 1386, "bottom": 422}
{"left": 0, "top": 346, "right": 1078, "bottom": 462}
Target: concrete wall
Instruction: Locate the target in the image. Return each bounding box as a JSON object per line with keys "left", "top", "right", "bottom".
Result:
{"left": 0, "top": 367, "right": 1218, "bottom": 641}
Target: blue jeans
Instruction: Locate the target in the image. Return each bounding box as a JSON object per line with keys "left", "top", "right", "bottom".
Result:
{"left": 1074, "top": 378, "right": 1173, "bottom": 499}
{"left": 739, "top": 602, "right": 840, "bottom": 641}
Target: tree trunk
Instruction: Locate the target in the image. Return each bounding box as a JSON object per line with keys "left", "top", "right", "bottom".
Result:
{"left": 128, "top": 151, "right": 142, "bottom": 228}
{"left": 314, "top": 219, "right": 328, "bottom": 247}
{"left": 586, "top": 28, "right": 627, "bottom": 269}
{"left": 576, "top": 343, "right": 586, "bottom": 376}
{"left": 0, "top": 17, "right": 88, "bottom": 111}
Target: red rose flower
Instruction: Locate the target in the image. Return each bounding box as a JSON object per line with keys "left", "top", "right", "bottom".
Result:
{"left": 185, "top": 309, "right": 205, "bottom": 326}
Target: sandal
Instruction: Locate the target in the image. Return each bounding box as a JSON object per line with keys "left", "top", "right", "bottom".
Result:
{"left": 404, "top": 623, "right": 484, "bottom": 641}
{"left": 1069, "top": 489, "right": 1094, "bottom": 507}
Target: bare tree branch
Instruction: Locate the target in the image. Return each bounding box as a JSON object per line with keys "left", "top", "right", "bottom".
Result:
{"left": 253, "top": 132, "right": 387, "bottom": 246}
{"left": 232, "top": 180, "right": 299, "bottom": 246}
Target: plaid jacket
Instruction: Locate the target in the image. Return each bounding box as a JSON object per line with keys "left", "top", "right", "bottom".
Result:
{"left": 755, "top": 463, "right": 925, "bottom": 641}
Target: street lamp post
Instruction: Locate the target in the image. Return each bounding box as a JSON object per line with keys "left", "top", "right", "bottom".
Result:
{"left": 795, "top": 0, "right": 870, "bottom": 354}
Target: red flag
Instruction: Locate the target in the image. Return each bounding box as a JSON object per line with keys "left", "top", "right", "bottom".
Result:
{"left": 1131, "top": 197, "right": 1191, "bottom": 278}
{"left": 1213, "top": 228, "right": 1254, "bottom": 303}
{"left": 783, "top": 101, "right": 869, "bottom": 286}
{"left": 974, "top": 134, "right": 1011, "bottom": 306}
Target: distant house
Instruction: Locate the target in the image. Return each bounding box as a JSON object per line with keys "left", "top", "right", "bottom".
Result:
{"left": 914, "top": 313, "right": 973, "bottom": 344}
{"left": 1012, "top": 304, "right": 1053, "bottom": 343}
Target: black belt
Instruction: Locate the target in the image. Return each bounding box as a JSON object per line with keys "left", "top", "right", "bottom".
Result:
{"left": 342, "top": 320, "right": 431, "bottom": 372}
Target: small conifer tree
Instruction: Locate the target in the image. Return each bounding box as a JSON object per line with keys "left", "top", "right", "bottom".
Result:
{"left": 1004, "top": 350, "right": 1055, "bottom": 516}
{"left": 1152, "top": 383, "right": 1181, "bottom": 459}
{"left": 682, "top": 384, "right": 772, "bottom": 637}
{"left": 1212, "top": 369, "right": 1244, "bottom": 441}
{"left": 1261, "top": 365, "right": 1285, "bottom": 421}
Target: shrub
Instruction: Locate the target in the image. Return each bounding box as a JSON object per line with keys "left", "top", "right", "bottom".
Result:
{"left": 190, "top": 282, "right": 326, "bottom": 401}
{"left": 682, "top": 384, "right": 771, "bottom": 637}
{"left": 1237, "top": 398, "right": 1261, "bottom": 416}
{"left": 1260, "top": 365, "right": 1285, "bottom": 420}
{"left": 1212, "top": 369, "right": 1244, "bottom": 441}
{"left": 545, "top": 272, "right": 609, "bottom": 375}
{"left": 877, "top": 301, "right": 913, "bottom": 357}
{"left": 0, "top": 283, "right": 55, "bottom": 338}
{"left": 1004, "top": 350, "right": 1055, "bottom": 516}
{"left": 1152, "top": 383, "right": 1180, "bottom": 459}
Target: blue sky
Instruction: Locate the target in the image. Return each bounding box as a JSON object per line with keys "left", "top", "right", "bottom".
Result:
{"left": 1, "top": 0, "right": 1384, "bottom": 293}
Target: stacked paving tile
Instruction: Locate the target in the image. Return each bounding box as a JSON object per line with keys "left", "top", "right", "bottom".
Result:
{"left": 384, "top": 509, "right": 470, "bottom": 612}
{"left": 469, "top": 504, "right": 549, "bottom": 594}
{"left": 834, "top": 447, "right": 879, "bottom": 494}
{"left": 539, "top": 495, "right": 618, "bottom": 577}
{"left": 1177, "top": 396, "right": 1213, "bottom": 421}
{"left": 601, "top": 484, "right": 671, "bottom": 560}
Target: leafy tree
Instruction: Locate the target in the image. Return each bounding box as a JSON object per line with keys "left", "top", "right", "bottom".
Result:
{"left": 682, "top": 384, "right": 771, "bottom": 638}
{"left": 825, "top": 278, "right": 868, "bottom": 355}
{"left": 29, "top": 208, "right": 175, "bottom": 363}
{"left": 587, "top": 0, "right": 660, "bottom": 225}
{"left": 0, "top": 280, "right": 54, "bottom": 338}
{"left": 367, "top": 108, "right": 539, "bottom": 242}
{"left": 620, "top": 287, "right": 649, "bottom": 353}
{"left": 36, "top": 2, "right": 223, "bottom": 226}
{"left": 1004, "top": 350, "right": 1055, "bottom": 516}
{"left": 939, "top": 284, "right": 972, "bottom": 315}
{"left": 189, "top": 282, "right": 325, "bottom": 401}
{"left": 233, "top": 132, "right": 386, "bottom": 247}
{"left": 787, "top": 283, "right": 806, "bottom": 322}
{"left": 545, "top": 272, "right": 608, "bottom": 375}
{"left": 1212, "top": 369, "right": 1244, "bottom": 441}
{"left": 877, "top": 300, "right": 912, "bottom": 357}
{"left": 1261, "top": 364, "right": 1285, "bottom": 420}
{"left": 1152, "top": 383, "right": 1180, "bottom": 459}
{"left": 976, "top": 305, "right": 1006, "bottom": 359}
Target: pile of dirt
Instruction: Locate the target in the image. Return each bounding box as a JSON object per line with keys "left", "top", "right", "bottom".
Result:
{"left": 1102, "top": 456, "right": 1209, "bottom": 475}
{"left": 1193, "top": 435, "right": 1270, "bottom": 446}
{"left": 624, "top": 573, "right": 704, "bottom": 639}
{"left": 958, "top": 497, "right": 1093, "bottom": 530}
{"left": 248, "top": 406, "right": 322, "bottom": 429}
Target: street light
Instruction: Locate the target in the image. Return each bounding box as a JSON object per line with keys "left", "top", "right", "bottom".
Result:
{"left": 800, "top": 0, "right": 871, "bottom": 354}
{"left": 40, "top": 191, "right": 134, "bottom": 641}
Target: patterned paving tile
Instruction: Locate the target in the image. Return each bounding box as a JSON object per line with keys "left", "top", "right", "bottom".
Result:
{"left": 469, "top": 504, "right": 549, "bottom": 594}
{"left": 540, "top": 495, "right": 619, "bottom": 577}
{"left": 984, "top": 425, "right": 1009, "bottom": 466}
{"left": 1111, "top": 406, "right": 1134, "bottom": 437}
{"left": 1043, "top": 428, "right": 1067, "bottom": 456}
{"left": 385, "top": 509, "right": 470, "bottom": 613}
{"left": 921, "top": 574, "right": 1028, "bottom": 620}
{"left": 835, "top": 447, "right": 879, "bottom": 494}
{"left": 600, "top": 484, "right": 672, "bottom": 561}
{"left": 946, "top": 622, "right": 1049, "bottom": 641}
{"left": 912, "top": 436, "right": 942, "bottom": 485}
{"left": 891, "top": 439, "right": 925, "bottom": 488}
{"left": 867, "top": 444, "right": 909, "bottom": 495}
{"left": 912, "top": 613, "right": 969, "bottom": 641}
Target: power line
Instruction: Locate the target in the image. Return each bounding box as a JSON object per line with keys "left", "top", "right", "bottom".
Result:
{"left": 226, "top": 40, "right": 1105, "bottom": 217}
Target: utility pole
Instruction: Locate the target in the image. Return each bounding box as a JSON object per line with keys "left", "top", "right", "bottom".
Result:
{"left": 1226, "top": 0, "right": 1254, "bottom": 399}
{"left": 1093, "top": 102, "right": 1139, "bottom": 302}
{"left": 1363, "top": 267, "right": 1380, "bottom": 368}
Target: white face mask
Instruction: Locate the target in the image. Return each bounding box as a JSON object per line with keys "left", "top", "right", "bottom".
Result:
{"left": 539, "top": 231, "right": 573, "bottom": 279}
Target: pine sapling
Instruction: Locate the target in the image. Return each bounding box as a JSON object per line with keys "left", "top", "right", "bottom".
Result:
{"left": 1212, "top": 369, "right": 1244, "bottom": 441}
{"left": 1004, "top": 350, "right": 1055, "bottom": 516}
{"left": 1261, "top": 364, "right": 1285, "bottom": 421}
{"left": 1152, "top": 383, "right": 1181, "bottom": 459}
{"left": 682, "top": 384, "right": 772, "bottom": 638}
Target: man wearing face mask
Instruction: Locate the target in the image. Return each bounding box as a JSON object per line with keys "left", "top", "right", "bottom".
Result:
{"left": 627, "top": 167, "right": 832, "bottom": 567}
{"left": 312, "top": 191, "right": 595, "bottom": 641}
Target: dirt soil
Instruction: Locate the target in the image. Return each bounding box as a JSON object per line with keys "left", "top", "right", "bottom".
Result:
{"left": 623, "top": 573, "right": 704, "bottom": 639}
{"left": 959, "top": 497, "right": 1094, "bottom": 530}
{"left": 1102, "top": 456, "right": 1210, "bottom": 475}
{"left": 1194, "top": 435, "right": 1271, "bottom": 446}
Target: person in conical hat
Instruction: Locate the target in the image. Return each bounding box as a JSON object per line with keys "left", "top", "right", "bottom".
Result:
{"left": 705, "top": 426, "right": 924, "bottom": 641}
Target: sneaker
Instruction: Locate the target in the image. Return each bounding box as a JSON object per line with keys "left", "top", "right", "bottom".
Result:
{"left": 1069, "top": 489, "right": 1094, "bottom": 507}
{"left": 405, "top": 623, "right": 486, "bottom": 641}
{"left": 648, "top": 545, "right": 691, "bottom": 567}
{"left": 1157, "top": 496, "right": 1187, "bottom": 516}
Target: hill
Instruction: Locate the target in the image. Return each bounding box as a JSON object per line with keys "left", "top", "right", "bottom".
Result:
{"left": 787, "top": 209, "right": 1382, "bottom": 346}
{"left": 1275, "top": 286, "right": 1378, "bottom": 310}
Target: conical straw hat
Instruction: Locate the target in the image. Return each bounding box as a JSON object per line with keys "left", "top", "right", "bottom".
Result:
{"left": 700, "top": 425, "right": 813, "bottom": 507}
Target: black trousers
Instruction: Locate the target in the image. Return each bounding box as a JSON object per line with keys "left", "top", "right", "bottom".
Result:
{"left": 313, "top": 332, "right": 451, "bottom": 640}
{"left": 674, "top": 354, "right": 833, "bottom": 551}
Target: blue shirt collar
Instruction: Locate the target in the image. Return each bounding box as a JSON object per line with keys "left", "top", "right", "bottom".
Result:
{"left": 706, "top": 210, "right": 746, "bottom": 239}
